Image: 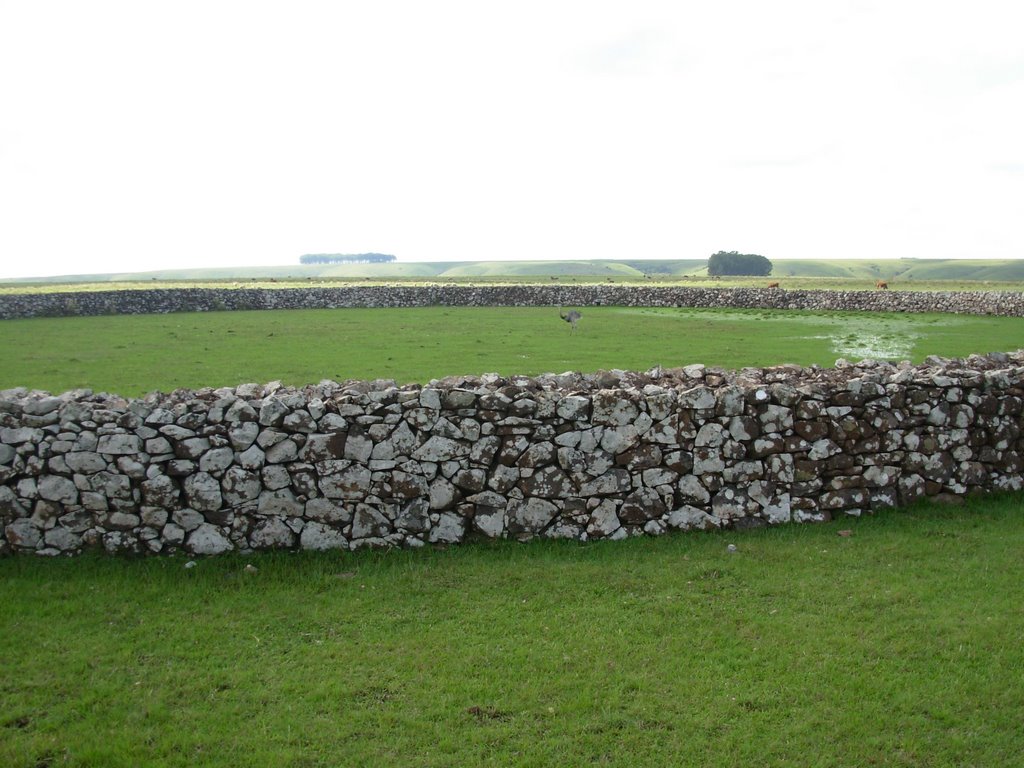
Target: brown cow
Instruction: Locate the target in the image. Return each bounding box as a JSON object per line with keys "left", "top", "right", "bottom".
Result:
{"left": 767, "top": 281, "right": 780, "bottom": 288}
{"left": 875, "top": 280, "right": 889, "bottom": 290}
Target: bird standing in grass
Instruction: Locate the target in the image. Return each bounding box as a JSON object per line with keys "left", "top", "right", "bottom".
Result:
{"left": 560, "top": 309, "right": 581, "bottom": 334}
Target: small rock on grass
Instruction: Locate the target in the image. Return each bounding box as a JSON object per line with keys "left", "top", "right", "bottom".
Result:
{"left": 244, "top": 564, "right": 258, "bottom": 573}
{"left": 727, "top": 544, "right": 738, "bottom": 553}
{"left": 184, "top": 560, "right": 197, "bottom": 569}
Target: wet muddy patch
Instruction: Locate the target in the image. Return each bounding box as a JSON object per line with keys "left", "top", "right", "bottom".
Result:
{"left": 807, "top": 332, "right": 916, "bottom": 361}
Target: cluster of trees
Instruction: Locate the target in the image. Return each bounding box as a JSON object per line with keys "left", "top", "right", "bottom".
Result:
{"left": 707, "top": 251, "right": 772, "bottom": 276}
{"left": 299, "top": 253, "right": 396, "bottom": 265}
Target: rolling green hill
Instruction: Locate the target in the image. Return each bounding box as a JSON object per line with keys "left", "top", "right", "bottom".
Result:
{"left": 4, "top": 258, "right": 1024, "bottom": 285}
{"left": 770, "top": 259, "right": 880, "bottom": 278}
{"left": 769, "top": 259, "right": 1024, "bottom": 281}
{"left": 886, "top": 259, "right": 1024, "bottom": 281}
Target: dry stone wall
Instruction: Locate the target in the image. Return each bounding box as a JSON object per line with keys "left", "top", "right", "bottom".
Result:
{"left": 3, "top": 352, "right": 1023, "bottom": 556}
{"left": 2, "top": 285, "right": 1024, "bottom": 318}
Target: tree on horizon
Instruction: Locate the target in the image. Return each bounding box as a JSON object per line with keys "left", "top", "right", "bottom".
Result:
{"left": 707, "top": 251, "right": 772, "bottom": 276}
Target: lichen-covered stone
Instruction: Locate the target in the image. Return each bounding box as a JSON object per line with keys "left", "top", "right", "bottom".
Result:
{"left": 319, "top": 465, "right": 371, "bottom": 499}
{"left": 506, "top": 498, "right": 559, "bottom": 540}
{"left": 351, "top": 504, "right": 391, "bottom": 539}
{"left": 142, "top": 474, "right": 180, "bottom": 508}
{"left": 250, "top": 517, "right": 296, "bottom": 549}
{"left": 221, "top": 467, "right": 261, "bottom": 506}
{"left": 187, "top": 523, "right": 232, "bottom": 555}
{"left": 300, "top": 521, "right": 348, "bottom": 551}
{"left": 37, "top": 475, "right": 79, "bottom": 505}
{"left": 183, "top": 472, "right": 222, "bottom": 512}
{"left": 96, "top": 434, "right": 143, "bottom": 455}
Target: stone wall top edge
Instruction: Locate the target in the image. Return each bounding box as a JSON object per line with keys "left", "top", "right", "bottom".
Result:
{"left": 2, "top": 350, "right": 1022, "bottom": 412}
{"left": 4, "top": 285, "right": 1024, "bottom": 299}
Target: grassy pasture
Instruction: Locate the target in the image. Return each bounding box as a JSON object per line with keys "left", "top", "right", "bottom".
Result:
{"left": 4, "top": 302, "right": 1024, "bottom": 766}
{"left": 2, "top": 496, "right": 1023, "bottom": 767}
{"left": 2, "top": 306, "right": 1023, "bottom": 397}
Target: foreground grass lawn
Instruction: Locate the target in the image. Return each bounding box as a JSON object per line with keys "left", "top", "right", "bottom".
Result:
{"left": 2, "top": 306, "right": 1022, "bottom": 396}
{"left": 2, "top": 495, "right": 1022, "bottom": 767}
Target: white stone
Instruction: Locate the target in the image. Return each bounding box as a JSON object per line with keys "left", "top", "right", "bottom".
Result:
{"left": 257, "top": 488, "right": 304, "bottom": 517}
{"left": 591, "top": 393, "right": 639, "bottom": 426}
{"left": 186, "top": 524, "right": 232, "bottom": 555}
{"left": 586, "top": 499, "right": 621, "bottom": 538}
{"left": 172, "top": 508, "right": 205, "bottom": 531}
{"left": 555, "top": 396, "right": 590, "bottom": 421}
{"left": 579, "top": 469, "right": 631, "bottom": 497}
{"left": 351, "top": 504, "right": 391, "bottom": 539}
{"left": 229, "top": 422, "right": 260, "bottom": 450}
{"left": 695, "top": 423, "right": 727, "bottom": 447}
{"left": 319, "top": 466, "right": 372, "bottom": 499}
{"left": 473, "top": 507, "right": 505, "bottom": 538}
{"left": 44, "top": 526, "right": 82, "bottom": 551}
{"left": 250, "top": 517, "right": 296, "bottom": 549}
{"left": 300, "top": 522, "right": 348, "bottom": 551}
{"left": 162, "top": 522, "right": 186, "bottom": 546}
{"left": 64, "top": 451, "right": 108, "bottom": 473}
{"left": 37, "top": 475, "right": 79, "bottom": 505}
{"left": 142, "top": 475, "right": 180, "bottom": 512}
{"left": 221, "top": 467, "right": 261, "bottom": 506}
{"left": 183, "top": 472, "right": 223, "bottom": 512}
{"left": 679, "top": 386, "right": 717, "bottom": 410}
{"left": 265, "top": 439, "right": 299, "bottom": 464}
{"left": 411, "top": 436, "right": 467, "bottom": 462}
{"left": 667, "top": 505, "right": 718, "bottom": 530}
{"left": 507, "top": 497, "right": 559, "bottom": 538}
{"left": 808, "top": 439, "right": 842, "bottom": 460}
{"left": 5, "top": 518, "right": 42, "bottom": 548}
{"left": 600, "top": 425, "right": 640, "bottom": 455}
{"left": 96, "top": 434, "right": 143, "bottom": 455}
{"left": 428, "top": 477, "right": 459, "bottom": 510}
{"left": 428, "top": 512, "right": 465, "bottom": 543}
{"left": 343, "top": 432, "right": 374, "bottom": 462}
{"left": 305, "top": 497, "right": 350, "bottom": 524}
{"left": 199, "top": 446, "right": 235, "bottom": 473}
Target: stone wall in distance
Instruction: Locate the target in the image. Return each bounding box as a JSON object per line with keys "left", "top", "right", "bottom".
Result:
{"left": 1, "top": 284, "right": 1023, "bottom": 319}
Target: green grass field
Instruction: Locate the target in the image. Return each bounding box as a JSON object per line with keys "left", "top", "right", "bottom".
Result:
{"left": 2, "top": 306, "right": 1023, "bottom": 397}
{"left": 3, "top": 300, "right": 1024, "bottom": 766}
{"left": 2, "top": 496, "right": 1022, "bottom": 767}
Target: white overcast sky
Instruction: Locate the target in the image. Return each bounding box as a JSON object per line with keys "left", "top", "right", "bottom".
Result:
{"left": 1, "top": 1, "right": 1022, "bottom": 278}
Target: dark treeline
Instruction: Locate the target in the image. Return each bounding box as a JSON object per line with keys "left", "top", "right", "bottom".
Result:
{"left": 707, "top": 251, "right": 773, "bottom": 276}
{"left": 299, "top": 253, "right": 397, "bottom": 265}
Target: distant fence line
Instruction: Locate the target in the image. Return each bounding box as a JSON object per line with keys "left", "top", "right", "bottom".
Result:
{"left": 1, "top": 285, "right": 1023, "bottom": 319}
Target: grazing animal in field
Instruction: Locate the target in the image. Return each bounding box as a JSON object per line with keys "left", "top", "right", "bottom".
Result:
{"left": 875, "top": 280, "right": 889, "bottom": 290}
{"left": 560, "top": 309, "right": 581, "bottom": 334}
{"left": 767, "top": 281, "right": 780, "bottom": 288}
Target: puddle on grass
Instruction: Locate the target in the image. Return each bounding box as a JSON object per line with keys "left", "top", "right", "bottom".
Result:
{"left": 610, "top": 307, "right": 943, "bottom": 362}
{"left": 806, "top": 333, "right": 916, "bottom": 362}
